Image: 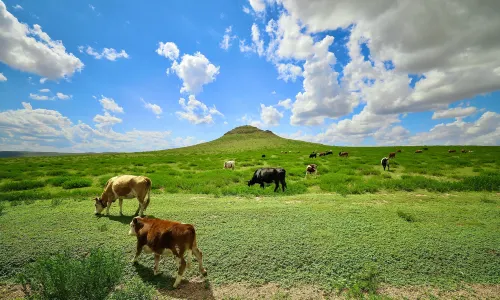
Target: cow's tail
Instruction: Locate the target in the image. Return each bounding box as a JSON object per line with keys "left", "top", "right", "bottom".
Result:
{"left": 144, "top": 178, "right": 152, "bottom": 209}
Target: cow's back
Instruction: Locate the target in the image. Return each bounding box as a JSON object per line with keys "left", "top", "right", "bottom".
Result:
{"left": 110, "top": 175, "right": 151, "bottom": 197}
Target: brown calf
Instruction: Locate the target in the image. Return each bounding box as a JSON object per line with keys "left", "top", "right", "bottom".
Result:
{"left": 305, "top": 164, "right": 317, "bottom": 177}
{"left": 415, "top": 150, "right": 423, "bottom": 153}
{"left": 339, "top": 151, "right": 349, "bottom": 157}
{"left": 388, "top": 152, "right": 396, "bottom": 159}
{"left": 397, "top": 149, "right": 402, "bottom": 153}
{"left": 448, "top": 149, "right": 456, "bottom": 153}
{"left": 319, "top": 152, "right": 326, "bottom": 157}
{"left": 129, "top": 217, "right": 207, "bottom": 288}
{"left": 94, "top": 175, "right": 151, "bottom": 216}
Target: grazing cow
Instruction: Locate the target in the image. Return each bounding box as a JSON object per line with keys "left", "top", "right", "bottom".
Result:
{"left": 381, "top": 157, "right": 390, "bottom": 171}
{"left": 326, "top": 150, "right": 333, "bottom": 155}
{"left": 397, "top": 149, "right": 402, "bottom": 153}
{"left": 468, "top": 150, "right": 474, "bottom": 153}
{"left": 305, "top": 164, "right": 317, "bottom": 177}
{"left": 319, "top": 152, "right": 326, "bottom": 157}
{"left": 448, "top": 149, "right": 456, "bottom": 153}
{"left": 415, "top": 150, "right": 423, "bottom": 153}
{"left": 423, "top": 147, "right": 429, "bottom": 150}
{"left": 262, "top": 154, "right": 266, "bottom": 158}
{"left": 309, "top": 153, "right": 317, "bottom": 158}
{"left": 94, "top": 175, "right": 151, "bottom": 217}
{"left": 461, "top": 149, "right": 467, "bottom": 153}
{"left": 247, "top": 168, "right": 287, "bottom": 192}
{"left": 224, "top": 160, "right": 235, "bottom": 170}
{"left": 339, "top": 151, "right": 349, "bottom": 157}
{"left": 129, "top": 216, "right": 207, "bottom": 288}
{"left": 388, "top": 152, "right": 396, "bottom": 159}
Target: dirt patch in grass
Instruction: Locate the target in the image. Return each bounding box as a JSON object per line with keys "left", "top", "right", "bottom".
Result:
{"left": 379, "top": 284, "right": 500, "bottom": 300}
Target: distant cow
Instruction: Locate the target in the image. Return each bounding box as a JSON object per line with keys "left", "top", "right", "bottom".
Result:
{"left": 262, "top": 154, "right": 266, "bottom": 158}
{"left": 339, "top": 151, "right": 349, "bottom": 157}
{"left": 461, "top": 149, "right": 467, "bottom": 153}
{"left": 94, "top": 175, "right": 151, "bottom": 217}
{"left": 224, "top": 160, "right": 235, "bottom": 170}
{"left": 309, "top": 153, "right": 317, "bottom": 158}
{"left": 381, "top": 157, "right": 390, "bottom": 171}
{"left": 247, "top": 168, "right": 287, "bottom": 192}
{"left": 448, "top": 149, "right": 456, "bottom": 153}
{"left": 326, "top": 150, "right": 333, "bottom": 155}
{"left": 319, "top": 152, "right": 326, "bottom": 157}
{"left": 397, "top": 149, "right": 402, "bottom": 153}
{"left": 423, "top": 147, "right": 429, "bottom": 150}
{"left": 305, "top": 164, "right": 317, "bottom": 177}
{"left": 388, "top": 152, "right": 396, "bottom": 159}
{"left": 129, "top": 216, "right": 207, "bottom": 289}
{"left": 415, "top": 150, "right": 423, "bottom": 153}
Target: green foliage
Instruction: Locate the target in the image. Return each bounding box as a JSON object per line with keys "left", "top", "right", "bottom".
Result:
{"left": 0, "top": 180, "right": 46, "bottom": 192}
{"left": 347, "top": 263, "right": 381, "bottom": 298}
{"left": 51, "top": 198, "right": 63, "bottom": 207}
{"left": 397, "top": 210, "right": 417, "bottom": 222}
{"left": 0, "top": 202, "right": 5, "bottom": 215}
{"left": 61, "top": 178, "right": 93, "bottom": 189}
{"left": 46, "top": 176, "right": 76, "bottom": 187}
{"left": 46, "top": 170, "right": 70, "bottom": 176}
{"left": 17, "top": 248, "right": 124, "bottom": 300}
{"left": 107, "top": 278, "right": 156, "bottom": 300}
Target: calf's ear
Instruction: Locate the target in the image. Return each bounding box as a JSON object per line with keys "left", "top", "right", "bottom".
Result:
{"left": 133, "top": 217, "right": 139, "bottom": 224}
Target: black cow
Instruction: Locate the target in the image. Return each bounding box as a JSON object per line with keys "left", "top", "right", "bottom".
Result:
{"left": 247, "top": 168, "right": 287, "bottom": 192}
{"left": 325, "top": 150, "right": 333, "bottom": 155}
{"left": 309, "top": 153, "right": 317, "bottom": 158}
{"left": 262, "top": 154, "right": 266, "bottom": 158}
{"left": 381, "top": 157, "right": 390, "bottom": 171}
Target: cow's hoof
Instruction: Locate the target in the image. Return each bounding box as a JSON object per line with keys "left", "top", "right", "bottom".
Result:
{"left": 202, "top": 270, "right": 208, "bottom": 277}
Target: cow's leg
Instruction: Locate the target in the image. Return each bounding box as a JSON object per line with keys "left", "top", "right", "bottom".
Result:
{"left": 132, "top": 242, "right": 143, "bottom": 263}
{"left": 274, "top": 180, "right": 279, "bottom": 192}
{"left": 192, "top": 245, "right": 207, "bottom": 276}
{"left": 119, "top": 199, "right": 123, "bottom": 216}
{"left": 281, "top": 179, "right": 287, "bottom": 192}
{"left": 153, "top": 253, "right": 161, "bottom": 275}
{"left": 260, "top": 183, "right": 265, "bottom": 189}
{"left": 134, "top": 203, "right": 141, "bottom": 216}
{"left": 173, "top": 246, "right": 186, "bottom": 288}
{"left": 105, "top": 201, "right": 111, "bottom": 215}
{"left": 138, "top": 202, "right": 145, "bottom": 217}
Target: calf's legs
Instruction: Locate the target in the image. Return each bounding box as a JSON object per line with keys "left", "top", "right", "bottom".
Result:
{"left": 119, "top": 199, "right": 123, "bottom": 216}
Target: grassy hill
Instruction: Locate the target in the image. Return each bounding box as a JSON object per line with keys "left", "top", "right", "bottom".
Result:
{"left": 0, "top": 125, "right": 498, "bottom": 203}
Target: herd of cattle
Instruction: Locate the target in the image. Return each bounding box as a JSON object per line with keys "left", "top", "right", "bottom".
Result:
{"left": 92, "top": 147, "right": 475, "bottom": 289}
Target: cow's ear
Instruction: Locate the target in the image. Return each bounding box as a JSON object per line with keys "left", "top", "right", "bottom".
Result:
{"left": 133, "top": 217, "right": 138, "bottom": 224}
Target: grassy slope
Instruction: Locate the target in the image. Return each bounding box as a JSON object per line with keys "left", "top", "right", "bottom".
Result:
{"left": 1, "top": 192, "right": 499, "bottom": 290}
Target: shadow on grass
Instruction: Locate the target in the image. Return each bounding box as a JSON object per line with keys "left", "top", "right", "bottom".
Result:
{"left": 134, "top": 262, "right": 214, "bottom": 300}
{"left": 97, "top": 214, "right": 157, "bottom": 225}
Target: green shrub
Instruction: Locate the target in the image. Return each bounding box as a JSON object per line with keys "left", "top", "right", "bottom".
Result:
{"left": 62, "top": 178, "right": 93, "bottom": 189}
{"left": 107, "top": 278, "right": 156, "bottom": 300}
{"left": 0, "top": 180, "right": 46, "bottom": 192}
{"left": 347, "top": 263, "right": 381, "bottom": 298}
{"left": 0, "top": 190, "right": 53, "bottom": 202}
{"left": 46, "top": 176, "right": 75, "bottom": 187}
{"left": 17, "top": 248, "right": 124, "bottom": 300}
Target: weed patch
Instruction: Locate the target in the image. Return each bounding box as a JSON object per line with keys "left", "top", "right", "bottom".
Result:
{"left": 107, "top": 278, "right": 156, "bottom": 300}
{"left": 62, "top": 178, "right": 93, "bottom": 189}
{"left": 0, "top": 180, "right": 46, "bottom": 192}
{"left": 397, "top": 210, "right": 417, "bottom": 222}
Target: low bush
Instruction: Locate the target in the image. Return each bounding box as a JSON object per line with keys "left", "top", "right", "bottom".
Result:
{"left": 62, "top": 178, "right": 93, "bottom": 189}
{"left": 397, "top": 210, "right": 417, "bottom": 222}
{"left": 46, "top": 176, "right": 75, "bottom": 187}
{"left": 17, "top": 248, "right": 124, "bottom": 300}
{"left": 107, "top": 278, "right": 156, "bottom": 300}
{"left": 0, "top": 180, "right": 46, "bottom": 192}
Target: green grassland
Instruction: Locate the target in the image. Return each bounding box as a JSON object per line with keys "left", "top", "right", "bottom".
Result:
{"left": 0, "top": 126, "right": 499, "bottom": 299}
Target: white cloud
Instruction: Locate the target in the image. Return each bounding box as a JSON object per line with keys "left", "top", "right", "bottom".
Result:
{"left": 0, "top": 103, "right": 201, "bottom": 152}
{"left": 80, "top": 46, "right": 129, "bottom": 61}
{"left": 238, "top": 114, "right": 263, "bottom": 128}
{"left": 99, "top": 96, "right": 124, "bottom": 113}
{"left": 156, "top": 42, "right": 179, "bottom": 60}
{"left": 220, "top": 26, "right": 236, "bottom": 51}
{"left": 239, "top": 23, "right": 264, "bottom": 56}
{"left": 29, "top": 93, "right": 52, "bottom": 101}
{"left": 168, "top": 52, "right": 220, "bottom": 94}
{"left": 260, "top": 104, "right": 283, "bottom": 126}
{"left": 271, "top": 90, "right": 276, "bottom": 95}
{"left": 249, "top": 0, "right": 266, "bottom": 12}
{"left": 176, "top": 95, "right": 223, "bottom": 124}
{"left": 12, "top": 4, "right": 22, "bottom": 10}
{"left": 141, "top": 98, "right": 162, "bottom": 118}
{"left": 39, "top": 78, "right": 47, "bottom": 84}
{"left": 224, "top": 121, "right": 228, "bottom": 125}
{"left": 277, "top": 98, "right": 292, "bottom": 110}
{"left": 0, "top": 73, "right": 6, "bottom": 82}
{"left": 0, "top": 1, "right": 84, "bottom": 79}
{"left": 276, "top": 63, "right": 302, "bottom": 82}
{"left": 432, "top": 106, "right": 477, "bottom": 120}
{"left": 56, "top": 92, "right": 71, "bottom": 100}
{"left": 242, "top": 6, "right": 251, "bottom": 14}
{"left": 89, "top": 4, "right": 95, "bottom": 11}
{"left": 39, "top": 88, "right": 50, "bottom": 93}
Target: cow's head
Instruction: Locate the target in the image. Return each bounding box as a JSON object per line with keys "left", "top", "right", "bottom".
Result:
{"left": 247, "top": 179, "right": 255, "bottom": 186}
{"left": 93, "top": 196, "right": 107, "bottom": 215}
{"left": 128, "top": 217, "right": 143, "bottom": 236}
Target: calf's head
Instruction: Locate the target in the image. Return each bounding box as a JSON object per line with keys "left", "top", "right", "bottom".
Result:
{"left": 93, "top": 197, "right": 107, "bottom": 215}
{"left": 128, "top": 217, "right": 141, "bottom": 236}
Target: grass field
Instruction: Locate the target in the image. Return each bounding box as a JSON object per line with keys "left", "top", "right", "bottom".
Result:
{"left": 0, "top": 126, "right": 499, "bottom": 299}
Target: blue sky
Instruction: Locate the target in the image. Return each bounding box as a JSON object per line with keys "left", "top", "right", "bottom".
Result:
{"left": 1, "top": 0, "right": 499, "bottom": 152}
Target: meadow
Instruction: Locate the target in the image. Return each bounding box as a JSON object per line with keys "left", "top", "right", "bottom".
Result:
{"left": 0, "top": 127, "right": 499, "bottom": 299}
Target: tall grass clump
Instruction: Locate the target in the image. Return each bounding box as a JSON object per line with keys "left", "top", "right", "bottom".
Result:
{"left": 397, "top": 210, "right": 417, "bottom": 222}
{"left": 0, "top": 180, "right": 46, "bottom": 192}
{"left": 46, "top": 170, "right": 69, "bottom": 176}
{"left": 46, "top": 176, "right": 75, "bottom": 187}
{"left": 62, "top": 178, "right": 93, "bottom": 189}
{"left": 17, "top": 248, "right": 124, "bottom": 300}
{"left": 107, "top": 278, "right": 156, "bottom": 300}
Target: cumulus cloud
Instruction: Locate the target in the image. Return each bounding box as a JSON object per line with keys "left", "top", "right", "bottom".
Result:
{"left": 239, "top": 24, "right": 264, "bottom": 56}
{"left": 79, "top": 46, "right": 129, "bottom": 61}
{"left": 176, "top": 95, "right": 224, "bottom": 124}
{"left": 0, "top": 73, "right": 6, "bottom": 82}
{"left": 0, "top": 103, "right": 201, "bottom": 152}
{"left": 141, "top": 98, "right": 162, "bottom": 118}
{"left": 249, "top": 0, "right": 266, "bottom": 12}
{"left": 242, "top": 6, "right": 251, "bottom": 14}
{"left": 156, "top": 42, "right": 179, "bottom": 60}
{"left": 29, "top": 93, "right": 52, "bottom": 101}
{"left": 260, "top": 104, "right": 283, "bottom": 126}
{"left": 98, "top": 96, "right": 124, "bottom": 113}
{"left": 277, "top": 98, "right": 292, "bottom": 110}
{"left": 39, "top": 89, "right": 50, "bottom": 93}
{"left": 168, "top": 52, "right": 220, "bottom": 94}
{"left": 56, "top": 92, "right": 71, "bottom": 100}
{"left": 432, "top": 106, "right": 477, "bottom": 120}
{"left": 220, "top": 26, "right": 236, "bottom": 50}
{"left": 0, "top": 1, "right": 84, "bottom": 79}
{"left": 276, "top": 63, "right": 302, "bottom": 82}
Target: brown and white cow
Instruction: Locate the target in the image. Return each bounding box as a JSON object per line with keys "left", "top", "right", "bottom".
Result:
{"left": 461, "top": 149, "right": 467, "bottom": 153}
{"left": 128, "top": 216, "right": 207, "bottom": 288}
{"left": 339, "top": 151, "right": 349, "bottom": 157}
{"left": 388, "top": 152, "right": 396, "bottom": 159}
{"left": 224, "top": 160, "right": 235, "bottom": 170}
{"left": 448, "top": 149, "right": 456, "bottom": 153}
{"left": 305, "top": 164, "right": 317, "bottom": 177}
{"left": 397, "top": 149, "right": 402, "bottom": 153}
{"left": 94, "top": 175, "right": 151, "bottom": 217}
{"left": 415, "top": 150, "right": 423, "bottom": 153}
